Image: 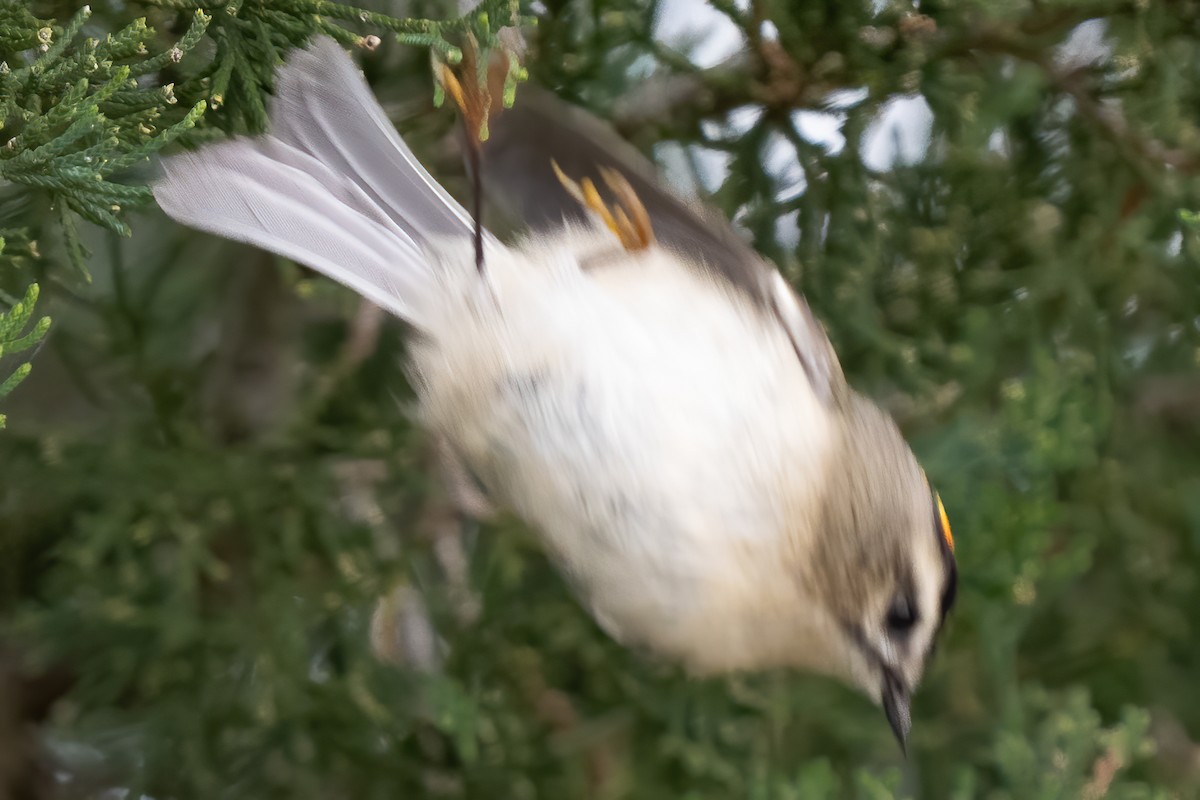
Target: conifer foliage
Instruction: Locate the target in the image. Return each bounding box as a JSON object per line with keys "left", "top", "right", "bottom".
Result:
{"left": 2, "top": 1, "right": 1199, "bottom": 798}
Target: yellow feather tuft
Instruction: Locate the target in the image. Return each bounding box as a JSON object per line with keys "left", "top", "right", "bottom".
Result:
{"left": 550, "top": 161, "right": 655, "bottom": 251}
{"left": 935, "top": 492, "right": 954, "bottom": 552}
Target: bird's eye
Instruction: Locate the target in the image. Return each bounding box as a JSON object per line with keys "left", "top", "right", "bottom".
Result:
{"left": 886, "top": 595, "right": 917, "bottom": 633}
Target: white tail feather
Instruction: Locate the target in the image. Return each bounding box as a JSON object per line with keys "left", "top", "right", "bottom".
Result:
{"left": 153, "top": 36, "right": 494, "bottom": 328}
{"left": 271, "top": 38, "right": 480, "bottom": 242}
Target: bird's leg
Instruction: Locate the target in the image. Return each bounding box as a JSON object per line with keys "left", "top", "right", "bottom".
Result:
{"left": 438, "top": 39, "right": 492, "bottom": 274}
{"left": 366, "top": 439, "right": 493, "bottom": 668}
{"left": 435, "top": 435, "right": 497, "bottom": 522}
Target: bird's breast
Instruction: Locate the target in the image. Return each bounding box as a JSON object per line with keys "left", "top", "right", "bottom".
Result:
{"left": 410, "top": 236, "right": 838, "bottom": 665}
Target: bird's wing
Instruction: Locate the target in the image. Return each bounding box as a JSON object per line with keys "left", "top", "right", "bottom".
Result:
{"left": 484, "top": 85, "right": 771, "bottom": 301}
{"left": 483, "top": 84, "right": 846, "bottom": 403}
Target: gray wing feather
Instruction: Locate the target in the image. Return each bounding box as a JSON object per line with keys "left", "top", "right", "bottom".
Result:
{"left": 484, "top": 85, "right": 848, "bottom": 403}
{"left": 484, "top": 86, "right": 772, "bottom": 304}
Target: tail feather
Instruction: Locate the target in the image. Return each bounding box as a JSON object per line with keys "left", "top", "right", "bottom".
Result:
{"left": 271, "top": 38, "right": 480, "bottom": 243}
{"left": 154, "top": 36, "right": 494, "bottom": 328}
{"left": 157, "top": 140, "right": 426, "bottom": 321}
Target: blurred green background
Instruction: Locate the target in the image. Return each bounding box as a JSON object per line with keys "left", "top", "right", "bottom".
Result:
{"left": 3, "top": 0, "right": 1200, "bottom": 797}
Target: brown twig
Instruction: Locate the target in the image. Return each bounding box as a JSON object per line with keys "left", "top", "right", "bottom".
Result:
{"left": 0, "top": 649, "right": 75, "bottom": 800}
{"left": 1049, "top": 63, "right": 1199, "bottom": 175}
{"left": 608, "top": 0, "right": 1199, "bottom": 192}
{"left": 305, "top": 298, "right": 387, "bottom": 417}
{"left": 203, "top": 249, "right": 300, "bottom": 443}
{"left": 1082, "top": 746, "right": 1123, "bottom": 800}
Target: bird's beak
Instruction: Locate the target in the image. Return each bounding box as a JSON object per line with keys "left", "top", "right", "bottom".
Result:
{"left": 882, "top": 670, "right": 911, "bottom": 753}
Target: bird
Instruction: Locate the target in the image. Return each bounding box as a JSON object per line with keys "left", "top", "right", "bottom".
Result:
{"left": 153, "top": 36, "right": 957, "bottom": 750}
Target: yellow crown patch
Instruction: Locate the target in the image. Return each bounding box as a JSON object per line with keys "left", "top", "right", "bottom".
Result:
{"left": 935, "top": 491, "right": 953, "bottom": 552}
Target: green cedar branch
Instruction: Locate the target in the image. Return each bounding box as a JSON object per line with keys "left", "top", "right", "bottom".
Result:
{"left": 0, "top": 278, "right": 51, "bottom": 430}
{"left": 1, "top": 8, "right": 213, "bottom": 278}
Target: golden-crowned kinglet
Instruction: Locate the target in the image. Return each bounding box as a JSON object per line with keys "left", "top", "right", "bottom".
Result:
{"left": 154, "top": 37, "right": 957, "bottom": 749}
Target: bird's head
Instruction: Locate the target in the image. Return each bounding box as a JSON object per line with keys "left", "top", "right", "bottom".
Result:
{"left": 805, "top": 392, "right": 958, "bottom": 751}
